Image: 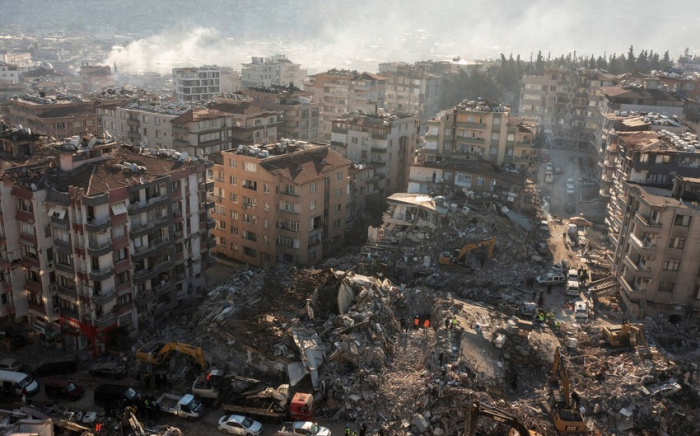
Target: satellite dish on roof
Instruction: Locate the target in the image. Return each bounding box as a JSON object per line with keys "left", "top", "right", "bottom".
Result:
{"left": 30, "top": 183, "right": 37, "bottom": 191}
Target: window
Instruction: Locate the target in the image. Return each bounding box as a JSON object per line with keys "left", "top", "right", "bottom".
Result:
{"left": 113, "top": 226, "right": 126, "bottom": 240}
{"left": 117, "top": 271, "right": 129, "bottom": 285}
{"left": 23, "top": 245, "right": 37, "bottom": 259}
{"left": 674, "top": 215, "right": 691, "bottom": 227}
{"left": 658, "top": 281, "right": 674, "bottom": 293}
{"left": 663, "top": 259, "right": 680, "bottom": 272}
{"left": 16, "top": 198, "right": 32, "bottom": 212}
{"left": 243, "top": 246, "right": 258, "bottom": 258}
{"left": 230, "top": 226, "right": 239, "bottom": 236}
{"left": 639, "top": 153, "right": 649, "bottom": 163}
{"left": 243, "top": 214, "right": 257, "bottom": 225}
{"left": 659, "top": 155, "right": 671, "bottom": 165}
{"left": 115, "top": 248, "right": 127, "bottom": 262}
{"left": 334, "top": 204, "right": 342, "bottom": 212}
{"left": 243, "top": 230, "right": 257, "bottom": 242}
{"left": 669, "top": 237, "right": 685, "bottom": 249}
{"left": 242, "top": 179, "right": 257, "bottom": 190}
{"left": 489, "top": 146, "right": 498, "bottom": 155}
{"left": 336, "top": 171, "right": 343, "bottom": 181}
{"left": 243, "top": 197, "right": 256, "bottom": 208}
{"left": 334, "top": 188, "right": 342, "bottom": 197}
{"left": 229, "top": 176, "right": 237, "bottom": 185}
{"left": 310, "top": 200, "right": 317, "bottom": 210}
{"left": 243, "top": 162, "right": 257, "bottom": 172}
{"left": 230, "top": 243, "right": 238, "bottom": 252}
{"left": 20, "top": 222, "right": 33, "bottom": 235}
{"left": 333, "top": 219, "right": 341, "bottom": 228}
{"left": 229, "top": 159, "right": 237, "bottom": 168}
{"left": 229, "top": 193, "right": 238, "bottom": 202}
{"left": 278, "top": 235, "right": 295, "bottom": 248}
{"left": 476, "top": 177, "right": 485, "bottom": 186}
{"left": 264, "top": 184, "right": 270, "bottom": 193}
{"left": 310, "top": 183, "right": 317, "bottom": 193}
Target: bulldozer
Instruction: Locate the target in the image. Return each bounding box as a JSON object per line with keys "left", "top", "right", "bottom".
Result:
{"left": 439, "top": 237, "right": 495, "bottom": 267}
{"left": 602, "top": 321, "right": 651, "bottom": 356}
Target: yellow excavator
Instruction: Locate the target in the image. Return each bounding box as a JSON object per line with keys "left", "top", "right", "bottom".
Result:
{"left": 439, "top": 237, "right": 496, "bottom": 266}
{"left": 542, "top": 347, "right": 587, "bottom": 434}
{"left": 468, "top": 401, "right": 542, "bottom": 436}
{"left": 602, "top": 321, "right": 651, "bottom": 357}
{"left": 136, "top": 341, "right": 208, "bottom": 370}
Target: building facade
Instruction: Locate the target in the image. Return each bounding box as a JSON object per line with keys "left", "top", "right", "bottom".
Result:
{"left": 0, "top": 62, "right": 20, "bottom": 83}
{"left": 2, "top": 95, "right": 104, "bottom": 138}
{"left": 79, "top": 64, "right": 118, "bottom": 93}
{"left": 331, "top": 111, "right": 417, "bottom": 195}
{"left": 304, "top": 70, "right": 387, "bottom": 141}
{"left": 0, "top": 136, "right": 213, "bottom": 355}
{"left": 170, "top": 108, "right": 234, "bottom": 157}
{"left": 240, "top": 55, "right": 307, "bottom": 88}
{"left": 610, "top": 176, "right": 700, "bottom": 324}
{"left": 210, "top": 141, "right": 351, "bottom": 267}
{"left": 243, "top": 86, "right": 321, "bottom": 141}
{"left": 209, "top": 99, "right": 284, "bottom": 147}
{"left": 172, "top": 66, "right": 222, "bottom": 102}
{"left": 97, "top": 101, "right": 187, "bottom": 148}
{"left": 424, "top": 100, "right": 537, "bottom": 169}
{"left": 381, "top": 66, "right": 442, "bottom": 121}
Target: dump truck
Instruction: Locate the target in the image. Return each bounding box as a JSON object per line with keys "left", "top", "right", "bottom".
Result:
{"left": 277, "top": 421, "right": 331, "bottom": 436}
{"left": 155, "top": 393, "right": 204, "bottom": 420}
{"left": 220, "top": 379, "right": 314, "bottom": 422}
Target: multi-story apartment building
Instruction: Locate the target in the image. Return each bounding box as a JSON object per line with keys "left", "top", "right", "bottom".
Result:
{"left": 172, "top": 66, "right": 221, "bottom": 102}
{"left": 520, "top": 68, "right": 616, "bottom": 148}
{"left": 240, "top": 55, "right": 307, "bottom": 88}
{"left": 381, "top": 65, "right": 442, "bottom": 121}
{"left": 305, "top": 70, "right": 387, "bottom": 141}
{"left": 601, "top": 130, "right": 700, "bottom": 244}
{"left": 0, "top": 135, "right": 213, "bottom": 355}
{"left": 599, "top": 80, "right": 686, "bottom": 120}
{"left": 0, "top": 62, "right": 20, "bottom": 83}
{"left": 2, "top": 94, "right": 112, "bottom": 138}
{"left": 209, "top": 99, "right": 284, "bottom": 147}
{"left": 170, "top": 107, "right": 234, "bottom": 157}
{"left": 330, "top": 111, "right": 418, "bottom": 195}
{"left": 609, "top": 176, "right": 700, "bottom": 324}
{"left": 424, "top": 99, "right": 537, "bottom": 169}
{"left": 210, "top": 141, "right": 351, "bottom": 267}
{"left": 243, "top": 86, "right": 321, "bottom": 141}
{"left": 1, "top": 52, "right": 31, "bottom": 68}
{"left": 97, "top": 100, "right": 188, "bottom": 148}
{"left": 79, "top": 64, "right": 118, "bottom": 93}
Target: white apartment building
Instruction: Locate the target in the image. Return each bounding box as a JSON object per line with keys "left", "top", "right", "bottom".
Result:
{"left": 241, "top": 55, "right": 307, "bottom": 88}
{"left": 97, "top": 101, "right": 188, "bottom": 148}
{"left": 0, "top": 62, "right": 19, "bottom": 83}
{"left": 173, "top": 66, "right": 222, "bottom": 102}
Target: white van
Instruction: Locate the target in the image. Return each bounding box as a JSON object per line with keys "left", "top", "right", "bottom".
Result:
{"left": 574, "top": 301, "right": 589, "bottom": 319}
{"left": 0, "top": 369, "right": 39, "bottom": 396}
{"left": 566, "top": 280, "right": 581, "bottom": 296}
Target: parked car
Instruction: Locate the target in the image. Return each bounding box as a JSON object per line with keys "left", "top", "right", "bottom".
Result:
{"left": 218, "top": 414, "right": 263, "bottom": 436}
{"left": 574, "top": 301, "right": 589, "bottom": 319}
{"left": 554, "top": 167, "right": 563, "bottom": 174}
{"left": 545, "top": 174, "right": 554, "bottom": 183}
{"left": 538, "top": 220, "right": 549, "bottom": 232}
{"left": 546, "top": 162, "right": 554, "bottom": 171}
{"left": 566, "top": 280, "right": 581, "bottom": 296}
{"left": 566, "top": 178, "right": 575, "bottom": 188}
{"left": 536, "top": 273, "right": 566, "bottom": 286}
{"left": 89, "top": 362, "right": 127, "bottom": 379}
{"left": 0, "top": 357, "right": 23, "bottom": 372}
{"left": 44, "top": 377, "right": 85, "bottom": 401}
{"left": 551, "top": 260, "right": 570, "bottom": 272}
{"left": 567, "top": 268, "right": 579, "bottom": 281}
{"left": 566, "top": 186, "right": 575, "bottom": 196}
{"left": 33, "top": 354, "right": 78, "bottom": 377}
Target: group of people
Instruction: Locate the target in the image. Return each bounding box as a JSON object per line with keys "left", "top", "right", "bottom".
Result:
{"left": 401, "top": 314, "right": 432, "bottom": 332}
{"left": 345, "top": 423, "right": 385, "bottom": 436}
{"left": 141, "top": 371, "right": 169, "bottom": 390}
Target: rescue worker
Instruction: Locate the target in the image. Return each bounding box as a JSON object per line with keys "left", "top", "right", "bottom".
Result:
{"left": 537, "top": 312, "right": 545, "bottom": 323}
{"left": 546, "top": 311, "right": 555, "bottom": 324}
{"left": 423, "top": 318, "right": 430, "bottom": 329}
{"left": 413, "top": 315, "right": 420, "bottom": 329}
{"left": 345, "top": 425, "right": 350, "bottom": 436}
{"left": 554, "top": 320, "right": 561, "bottom": 329}
{"left": 452, "top": 318, "right": 458, "bottom": 329}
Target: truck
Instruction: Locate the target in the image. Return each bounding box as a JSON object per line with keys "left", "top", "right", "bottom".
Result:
{"left": 221, "top": 379, "right": 314, "bottom": 422}
{"left": 155, "top": 393, "right": 204, "bottom": 420}
{"left": 276, "top": 421, "right": 331, "bottom": 436}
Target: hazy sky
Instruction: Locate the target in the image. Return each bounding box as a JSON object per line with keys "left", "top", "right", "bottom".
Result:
{"left": 5, "top": 0, "right": 697, "bottom": 74}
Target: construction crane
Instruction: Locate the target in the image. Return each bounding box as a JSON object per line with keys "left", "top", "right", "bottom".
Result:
{"left": 543, "top": 347, "right": 587, "bottom": 434}
{"left": 439, "top": 237, "right": 496, "bottom": 266}
{"left": 468, "top": 401, "right": 542, "bottom": 436}
{"left": 602, "top": 321, "right": 651, "bottom": 356}
{"left": 136, "top": 341, "right": 208, "bottom": 370}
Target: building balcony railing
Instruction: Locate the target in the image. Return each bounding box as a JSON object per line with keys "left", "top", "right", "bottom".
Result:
{"left": 56, "top": 262, "right": 75, "bottom": 274}
{"left": 155, "top": 282, "right": 174, "bottom": 296}
{"left": 85, "top": 217, "right": 111, "bottom": 232}
{"left": 89, "top": 265, "right": 114, "bottom": 281}
{"left": 172, "top": 125, "right": 188, "bottom": 134}
{"left": 50, "top": 215, "right": 70, "bottom": 230}
{"left": 173, "top": 138, "right": 190, "bottom": 148}
{"left": 87, "top": 239, "right": 113, "bottom": 256}
{"left": 25, "top": 279, "right": 42, "bottom": 294}
{"left": 624, "top": 255, "right": 652, "bottom": 278}
{"left": 126, "top": 119, "right": 140, "bottom": 127}
{"left": 93, "top": 313, "right": 117, "bottom": 330}
{"left": 27, "top": 301, "right": 46, "bottom": 315}
{"left": 629, "top": 233, "right": 656, "bottom": 254}
{"left": 135, "top": 290, "right": 157, "bottom": 303}
{"left": 455, "top": 136, "right": 485, "bottom": 145}
{"left": 134, "top": 237, "right": 171, "bottom": 256}
{"left": 58, "top": 285, "right": 78, "bottom": 300}
{"left": 92, "top": 289, "right": 117, "bottom": 305}
{"left": 633, "top": 212, "right": 662, "bottom": 232}
{"left": 457, "top": 121, "right": 487, "bottom": 129}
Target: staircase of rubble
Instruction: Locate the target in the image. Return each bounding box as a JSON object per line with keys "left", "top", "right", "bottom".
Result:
{"left": 588, "top": 276, "right": 619, "bottom": 299}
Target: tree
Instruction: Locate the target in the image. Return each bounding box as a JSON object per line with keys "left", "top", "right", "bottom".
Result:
{"left": 596, "top": 55, "right": 608, "bottom": 70}
{"left": 636, "top": 50, "right": 649, "bottom": 72}
{"left": 625, "top": 45, "right": 636, "bottom": 72}
{"left": 661, "top": 51, "right": 672, "bottom": 69}
{"left": 588, "top": 56, "right": 596, "bottom": 69}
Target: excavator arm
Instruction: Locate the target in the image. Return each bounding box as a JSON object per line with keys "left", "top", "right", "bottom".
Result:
{"left": 469, "top": 401, "right": 539, "bottom": 436}
{"left": 136, "top": 341, "right": 208, "bottom": 370}
{"left": 455, "top": 238, "right": 496, "bottom": 263}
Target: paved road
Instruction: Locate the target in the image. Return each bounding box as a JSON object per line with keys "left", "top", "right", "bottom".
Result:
{"left": 538, "top": 146, "right": 587, "bottom": 218}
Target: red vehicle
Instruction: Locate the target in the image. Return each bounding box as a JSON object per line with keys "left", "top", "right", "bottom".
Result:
{"left": 289, "top": 393, "right": 314, "bottom": 420}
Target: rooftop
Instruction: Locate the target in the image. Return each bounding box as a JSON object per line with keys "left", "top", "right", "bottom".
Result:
{"left": 601, "top": 85, "right": 685, "bottom": 102}
{"left": 617, "top": 130, "right": 699, "bottom": 153}
{"left": 171, "top": 107, "right": 230, "bottom": 124}
{"left": 208, "top": 101, "right": 279, "bottom": 116}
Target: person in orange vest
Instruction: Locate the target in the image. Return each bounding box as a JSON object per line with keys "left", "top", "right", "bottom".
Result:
{"left": 423, "top": 318, "right": 430, "bottom": 329}
{"left": 414, "top": 315, "right": 420, "bottom": 329}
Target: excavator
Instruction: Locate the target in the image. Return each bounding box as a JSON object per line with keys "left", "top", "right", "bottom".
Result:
{"left": 135, "top": 341, "right": 208, "bottom": 370}
{"left": 439, "top": 237, "right": 496, "bottom": 266}
{"left": 602, "top": 321, "right": 651, "bottom": 356}
{"left": 542, "top": 347, "right": 587, "bottom": 434}
{"left": 468, "top": 401, "right": 542, "bottom": 436}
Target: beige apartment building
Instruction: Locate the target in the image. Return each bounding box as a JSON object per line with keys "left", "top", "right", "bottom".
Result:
{"left": 172, "top": 66, "right": 222, "bottom": 102}
{"left": 210, "top": 141, "right": 351, "bottom": 267}
{"left": 381, "top": 65, "right": 442, "bottom": 121}
{"left": 170, "top": 107, "right": 234, "bottom": 157}
{"left": 209, "top": 98, "right": 284, "bottom": 146}
{"left": 0, "top": 135, "right": 213, "bottom": 355}
{"left": 240, "top": 55, "right": 307, "bottom": 88}
{"left": 331, "top": 111, "right": 418, "bottom": 195}
{"left": 97, "top": 101, "right": 187, "bottom": 148}
{"left": 243, "top": 86, "right": 321, "bottom": 141}
{"left": 424, "top": 99, "right": 537, "bottom": 169}
{"left": 611, "top": 176, "right": 700, "bottom": 324}
{"left": 305, "top": 70, "right": 387, "bottom": 141}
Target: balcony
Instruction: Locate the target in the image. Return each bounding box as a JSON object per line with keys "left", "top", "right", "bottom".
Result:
{"left": 457, "top": 121, "right": 487, "bottom": 129}
{"left": 206, "top": 218, "right": 216, "bottom": 229}
{"left": 50, "top": 214, "right": 69, "bottom": 230}
{"left": 92, "top": 289, "right": 116, "bottom": 305}
{"left": 87, "top": 238, "right": 113, "bottom": 256}
{"left": 89, "top": 265, "right": 114, "bottom": 281}
{"left": 25, "top": 279, "right": 42, "bottom": 294}
{"left": 56, "top": 262, "right": 75, "bottom": 274}
{"left": 628, "top": 233, "right": 656, "bottom": 255}
{"left": 633, "top": 212, "right": 662, "bottom": 232}
{"left": 130, "top": 220, "right": 154, "bottom": 236}
{"left": 173, "top": 138, "right": 190, "bottom": 148}
{"left": 58, "top": 285, "right": 78, "bottom": 300}
{"left": 93, "top": 313, "right": 117, "bottom": 330}
{"left": 133, "top": 237, "right": 172, "bottom": 258}
{"left": 456, "top": 136, "right": 485, "bottom": 145}
{"left": 127, "top": 118, "right": 140, "bottom": 127}
{"left": 133, "top": 268, "right": 158, "bottom": 283}
{"left": 127, "top": 131, "right": 140, "bottom": 140}
{"left": 172, "top": 124, "right": 188, "bottom": 134}
{"left": 85, "top": 217, "right": 111, "bottom": 232}
{"left": 21, "top": 256, "right": 40, "bottom": 269}
{"left": 28, "top": 301, "right": 46, "bottom": 315}
{"left": 624, "top": 255, "right": 652, "bottom": 278}
{"left": 115, "top": 301, "right": 134, "bottom": 316}
{"left": 155, "top": 282, "right": 174, "bottom": 296}
{"left": 201, "top": 181, "right": 214, "bottom": 191}
{"left": 135, "top": 290, "right": 157, "bottom": 303}
{"left": 371, "top": 146, "right": 387, "bottom": 154}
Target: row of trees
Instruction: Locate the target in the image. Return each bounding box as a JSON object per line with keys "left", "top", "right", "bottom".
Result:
{"left": 439, "top": 46, "right": 677, "bottom": 112}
